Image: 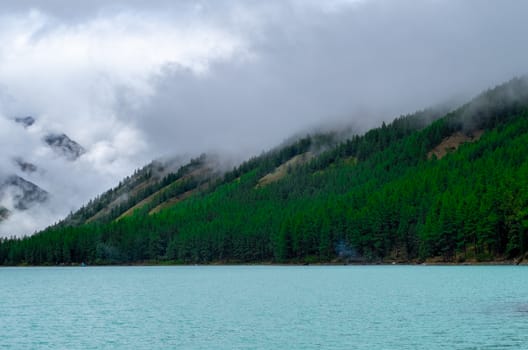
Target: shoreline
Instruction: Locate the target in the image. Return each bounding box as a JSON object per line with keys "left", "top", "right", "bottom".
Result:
{"left": 2, "top": 260, "right": 527, "bottom": 267}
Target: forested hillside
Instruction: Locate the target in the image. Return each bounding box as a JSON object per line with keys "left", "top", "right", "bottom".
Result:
{"left": 2, "top": 77, "right": 528, "bottom": 265}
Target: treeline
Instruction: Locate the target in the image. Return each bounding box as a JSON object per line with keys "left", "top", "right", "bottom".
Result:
{"left": 1, "top": 78, "right": 528, "bottom": 265}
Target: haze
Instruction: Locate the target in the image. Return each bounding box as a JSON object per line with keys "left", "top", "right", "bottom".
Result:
{"left": 1, "top": 0, "right": 527, "bottom": 236}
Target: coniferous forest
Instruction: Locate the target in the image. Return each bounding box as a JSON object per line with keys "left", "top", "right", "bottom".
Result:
{"left": 2, "top": 78, "right": 528, "bottom": 265}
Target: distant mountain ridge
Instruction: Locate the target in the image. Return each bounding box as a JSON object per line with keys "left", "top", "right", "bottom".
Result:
{"left": 0, "top": 116, "right": 87, "bottom": 225}
{"left": 0, "top": 175, "right": 48, "bottom": 210}
{"left": 0, "top": 206, "right": 9, "bottom": 221}
{"left": 14, "top": 116, "right": 35, "bottom": 128}
{"left": 13, "top": 157, "right": 37, "bottom": 174}
{"left": 0, "top": 173, "right": 49, "bottom": 223}
{"left": 43, "top": 133, "right": 85, "bottom": 161}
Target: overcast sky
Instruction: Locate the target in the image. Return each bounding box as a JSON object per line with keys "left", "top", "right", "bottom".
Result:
{"left": 1, "top": 0, "right": 527, "bottom": 236}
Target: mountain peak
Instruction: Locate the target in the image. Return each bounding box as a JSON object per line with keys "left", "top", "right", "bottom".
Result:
{"left": 0, "top": 175, "right": 49, "bottom": 211}
{"left": 44, "top": 133, "right": 86, "bottom": 161}
{"left": 14, "top": 116, "right": 35, "bottom": 128}
{"left": 0, "top": 206, "right": 9, "bottom": 222}
{"left": 13, "top": 158, "right": 38, "bottom": 174}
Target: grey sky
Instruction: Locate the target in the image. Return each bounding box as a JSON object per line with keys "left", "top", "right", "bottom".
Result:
{"left": 0, "top": 0, "right": 527, "bottom": 235}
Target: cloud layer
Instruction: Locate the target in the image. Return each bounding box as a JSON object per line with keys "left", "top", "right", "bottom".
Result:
{"left": 1, "top": 0, "right": 528, "bottom": 236}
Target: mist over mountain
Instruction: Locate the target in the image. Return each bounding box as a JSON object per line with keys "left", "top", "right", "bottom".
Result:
{"left": 0, "top": 116, "right": 87, "bottom": 231}
{"left": 0, "top": 175, "right": 48, "bottom": 210}
{"left": 14, "top": 116, "right": 35, "bottom": 128}
{"left": 3, "top": 4, "right": 528, "bottom": 350}
{"left": 4, "top": 76, "right": 528, "bottom": 265}
{"left": 1, "top": 0, "right": 528, "bottom": 236}
{"left": 43, "top": 133, "right": 86, "bottom": 161}
{"left": 13, "top": 157, "right": 37, "bottom": 173}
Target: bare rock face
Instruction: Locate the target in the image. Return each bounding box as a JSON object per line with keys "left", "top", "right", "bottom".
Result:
{"left": 0, "top": 175, "right": 49, "bottom": 210}
{"left": 13, "top": 158, "right": 38, "bottom": 174}
{"left": 0, "top": 116, "right": 86, "bottom": 229}
{"left": 0, "top": 206, "right": 9, "bottom": 222}
{"left": 14, "top": 116, "right": 35, "bottom": 128}
{"left": 44, "top": 133, "right": 86, "bottom": 161}
{"left": 11, "top": 116, "right": 86, "bottom": 161}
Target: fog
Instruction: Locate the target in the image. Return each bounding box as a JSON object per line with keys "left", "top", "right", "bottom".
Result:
{"left": 1, "top": 0, "right": 527, "bottom": 236}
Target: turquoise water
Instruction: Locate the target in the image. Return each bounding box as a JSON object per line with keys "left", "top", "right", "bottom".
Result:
{"left": 1, "top": 266, "right": 527, "bottom": 349}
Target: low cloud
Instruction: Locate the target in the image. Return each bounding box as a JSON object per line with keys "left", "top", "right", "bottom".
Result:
{"left": 1, "top": 0, "right": 528, "bottom": 236}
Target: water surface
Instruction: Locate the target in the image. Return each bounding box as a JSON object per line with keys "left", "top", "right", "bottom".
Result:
{"left": 1, "top": 266, "right": 527, "bottom": 349}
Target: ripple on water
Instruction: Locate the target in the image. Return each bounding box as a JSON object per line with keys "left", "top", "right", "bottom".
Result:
{"left": 0, "top": 266, "right": 527, "bottom": 350}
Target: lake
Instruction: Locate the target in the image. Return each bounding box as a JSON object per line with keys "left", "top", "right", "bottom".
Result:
{"left": 0, "top": 266, "right": 527, "bottom": 349}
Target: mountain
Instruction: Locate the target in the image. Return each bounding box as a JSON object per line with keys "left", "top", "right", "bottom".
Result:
{"left": 58, "top": 135, "right": 351, "bottom": 228}
{"left": 0, "top": 175, "right": 48, "bottom": 211}
{"left": 12, "top": 115, "right": 85, "bottom": 161}
{"left": 0, "top": 116, "right": 86, "bottom": 227}
{"left": 13, "top": 157, "right": 38, "bottom": 174}
{"left": 43, "top": 133, "right": 86, "bottom": 161}
{"left": 14, "top": 116, "right": 35, "bottom": 128}
{"left": 59, "top": 155, "right": 217, "bottom": 226}
{"left": 0, "top": 206, "right": 9, "bottom": 221}
{"left": 2, "top": 77, "right": 528, "bottom": 265}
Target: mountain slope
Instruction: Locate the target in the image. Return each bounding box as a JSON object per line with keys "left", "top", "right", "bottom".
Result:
{"left": 2, "top": 77, "right": 528, "bottom": 265}
{"left": 59, "top": 154, "right": 220, "bottom": 226}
